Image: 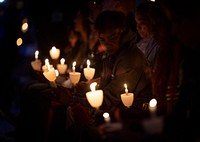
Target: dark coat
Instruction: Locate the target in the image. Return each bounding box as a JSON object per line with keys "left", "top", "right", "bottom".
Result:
{"left": 99, "top": 29, "right": 152, "bottom": 111}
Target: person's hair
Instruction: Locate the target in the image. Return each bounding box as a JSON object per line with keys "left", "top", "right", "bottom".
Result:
{"left": 136, "top": 1, "right": 165, "bottom": 30}
{"left": 94, "top": 10, "right": 126, "bottom": 33}
{"left": 135, "top": 1, "right": 155, "bottom": 21}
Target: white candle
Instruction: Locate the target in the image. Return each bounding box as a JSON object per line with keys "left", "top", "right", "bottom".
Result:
{"left": 43, "top": 67, "right": 57, "bottom": 82}
{"left": 60, "top": 58, "right": 65, "bottom": 65}
{"left": 103, "top": 112, "right": 111, "bottom": 123}
{"left": 31, "top": 50, "right": 41, "bottom": 71}
{"left": 55, "top": 69, "right": 59, "bottom": 77}
{"left": 149, "top": 98, "right": 157, "bottom": 114}
{"left": 121, "top": 83, "right": 134, "bottom": 108}
{"left": 83, "top": 59, "right": 95, "bottom": 81}
{"left": 72, "top": 61, "right": 76, "bottom": 73}
{"left": 85, "top": 82, "right": 103, "bottom": 109}
{"left": 35, "top": 50, "right": 39, "bottom": 60}
{"left": 49, "top": 46, "right": 60, "bottom": 60}
{"left": 42, "top": 58, "right": 53, "bottom": 72}
{"left": 121, "top": 93, "right": 134, "bottom": 108}
{"left": 45, "top": 58, "right": 50, "bottom": 66}
{"left": 143, "top": 99, "right": 163, "bottom": 134}
{"left": 69, "top": 72, "right": 81, "bottom": 85}
{"left": 57, "top": 58, "right": 67, "bottom": 74}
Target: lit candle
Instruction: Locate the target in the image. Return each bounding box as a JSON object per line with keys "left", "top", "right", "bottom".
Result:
{"left": 72, "top": 61, "right": 76, "bottom": 73}
{"left": 124, "top": 83, "right": 128, "bottom": 94}
{"left": 149, "top": 98, "right": 157, "bottom": 116}
{"left": 55, "top": 69, "right": 59, "bottom": 77}
{"left": 45, "top": 58, "right": 50, "bottom": 66}
{"left": 57, "top": 58, "right": 67, "bottom": 74}
{"left": 35, "top": 50, "right": 39, "bottom": 60}
{"left": 143, "top": 98, "right": 163, "bottom": 134}
{"left": 60, "top": 58, "right": 65, "bottom": 65}
{"left": 43, "top": 66, "right": 57, "bottom": 87}
{"left": 87, "top": 59, "right": 90, "bottom": 68}
{"left": 85, "top": 82, "right": 103, "bottom": 110}
{"left": 69, "top": 72, "right": 81, "bottom": 85}
{"left": 42, "top": 58, "right": 53, "bottom": 72}
{"left": 49, "top": 46, "right": 60, "bottom": 60}
{"left": 83, "top": 59, "right": 95, "bottom": 81}
{"left": 103, "top": 112, "right": 111, "bottom": 123}
{"left": 31, "top": 50, "right": 42, "bottom": 71}
{"left": 120, "top": 83, "right": 134, "bottom": 108}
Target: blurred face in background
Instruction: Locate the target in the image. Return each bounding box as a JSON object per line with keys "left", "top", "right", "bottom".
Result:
{"left": 97, "top": 27, "right": 123, "bottom": 55}
{"left": 135, "top": 14, "right": 152, "bottom": 38}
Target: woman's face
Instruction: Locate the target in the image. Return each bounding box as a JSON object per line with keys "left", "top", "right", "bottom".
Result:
{"left": 135, "top": 14, "right": 152, "bottom": 38}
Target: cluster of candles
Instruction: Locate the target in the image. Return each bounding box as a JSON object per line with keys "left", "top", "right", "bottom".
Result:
{"left": 31, "top": 46, "right": 95, "bottom": 85}
{"left": 30, "top": 46, "right": 157, "bottom": 115}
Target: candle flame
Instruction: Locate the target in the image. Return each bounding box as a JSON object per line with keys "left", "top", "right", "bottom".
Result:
{"left": 60, "top": 58, "right": 65, "bottom": 64}
{"left": 51, "top": 46, "right": 57, "bottom": 52}
{"left": 124, "top": 83, "right": 128, "bottom": 94}
{"left": 72, "top": 61, "right": 76, "bottom": 67}
{"left": 90, "top": 82, "right": 97, "bottom": 92}
{"left": 87, "top": 59, "right": 90, "bottom": 68}
{"left": 124, "top": 83, "right": 127, "bottom": 89}
{"left": 149, "top": 98, "right": 157, "bottom": 108}
{"left": 45, "top": 58, "right": 50, "bottom": 66}
{"left": 103, "top": 112, "right": 109, "bottom": 119}
{"left": 35, "top": 50, "right": 39, "bottom": 60}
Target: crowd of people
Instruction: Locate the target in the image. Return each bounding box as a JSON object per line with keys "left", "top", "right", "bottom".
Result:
{"left": 1, "top": 0, "right": 200, "bottom": 141}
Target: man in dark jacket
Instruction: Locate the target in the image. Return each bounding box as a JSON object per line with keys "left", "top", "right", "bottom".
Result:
{"left": 94, "top": 10, "right": 152, "bottom": 112}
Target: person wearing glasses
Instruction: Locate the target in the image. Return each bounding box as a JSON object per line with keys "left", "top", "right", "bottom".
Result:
{"left": 94, "top": 10, "right": 153, "bottom": 112}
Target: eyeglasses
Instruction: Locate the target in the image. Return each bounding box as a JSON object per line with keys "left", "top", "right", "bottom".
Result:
{"left": 98, "top": 29, "right": 122, "bottom": 42}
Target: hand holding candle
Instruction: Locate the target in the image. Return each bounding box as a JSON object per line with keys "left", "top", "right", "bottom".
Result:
{"left": 121, "top": 83, "right": 134, "bottom": 108}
